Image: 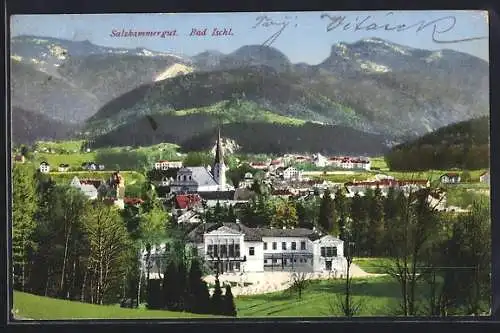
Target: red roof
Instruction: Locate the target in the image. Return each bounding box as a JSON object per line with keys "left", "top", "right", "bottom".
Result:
{"left": 124, "top": 197, "right": 144, "bottom": 205}
{"left": 443, "top": 173, "right": 460, "bottom": 177}
{"left": 175, "top": 194, "right": 202, "bottom": 209}
{"left": 271, "top": 160, "right": 281, "bottom": 165}
{"left": 251, "top": 162, "right": 267, "bottom": 166}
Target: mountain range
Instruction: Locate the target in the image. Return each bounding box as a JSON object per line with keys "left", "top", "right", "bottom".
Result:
{"left": 10, "top": 35, "right": 489, "bottom": 153}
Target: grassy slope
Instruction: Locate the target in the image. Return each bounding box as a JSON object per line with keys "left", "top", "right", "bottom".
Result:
{"left": 13, "top": 291, "right": 216, "bottom": 320}
{"left": 15, "top": 277, "right": 403, "bottom": 319}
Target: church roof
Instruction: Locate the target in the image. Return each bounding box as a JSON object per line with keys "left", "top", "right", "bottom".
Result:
{"left": 189, "top": 167, "right": 218, "bottom": 186}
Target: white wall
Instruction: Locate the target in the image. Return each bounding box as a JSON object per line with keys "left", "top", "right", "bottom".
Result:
{"left": 312, "top": 236, "right": 346, "bottom": 274}
{"left": 242, "top": 241, "right": 264, "bottom": 272}
{"left": 261, "top": 236, "right": 311, "bottom": 253}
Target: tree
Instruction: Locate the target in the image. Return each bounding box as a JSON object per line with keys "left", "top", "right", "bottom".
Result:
{"left": 186, "top": 258, "right": 210, "bottom": 313}
{"left": 12, "top": 165, "right": 38, "bottom": 290}
{"left": 350, "top": 192, "right": 369, "bottom": 257}
{"left": 83, "top": 202, "right": 130, "bottom": 304}
{"left": 162, "top": 260, "right": 180, "bottom": 310}
{"left": 318, "top": 189, "right": 336, "bottom": 234}
{"left": 210, "top": 277, "right": 224, "bottom": 315}
{"left": 271, "top": 199, "right": 298, "bottom": 228}
{"left": 385, "top": 188, "right": 441, "bottom": 316}
{"left": 367, "top": 186, "right": 385, "bottom": 256}
{"left": 288, "top": 272, "right": 310, "bottom": 300}
{"left": 223, "top": 285, "right": 237, "bottom": 316}
{"left": 335, "top": 219, "right": 362, "bottom": 317}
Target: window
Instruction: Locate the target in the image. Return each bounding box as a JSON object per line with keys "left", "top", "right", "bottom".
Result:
{"left": 249, "top": 247, "right": 255, "bottom": 256}
{"left": 221, "top": 244, "right": 228, "bottom": 257}
{"left": 321, "top": 246, "right": 338, "bottom": 257}
{"left": 282, "top": 242, "right": 286, "bottom": 250}
{"left": 235, "top": 244, "right": 240, "bottom": 257}
{"left": 300, "top": 241, "right": 306, "bottom": 250}
{"left": 291, "top": 242, "right": 297, "bottom": 250}
{"left": 228, "top": 244, "right": 235, "bottom": 257}
{"left": 327, "top": 246, "right": 337, "bottom": 257}
{"left": 264, "top": 259, "right": 268, "bottom": 264}
{"left": 213, "top": 244, "right": 219, "bottom": 257}
{"left": 207, "top": 245, "right": 214, "bottom": 256}
{"left": 264, "top": 242, "right": 268, "bottom": 250}
{"left": 272, "top": 242, "right": 277, "bottom": 250}
{"left": 235, "top": 262, "right": 240, "bottom": 271}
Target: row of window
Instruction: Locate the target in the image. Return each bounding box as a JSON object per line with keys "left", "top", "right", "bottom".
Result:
{"left": 264, "top": 258, "right": 310, "bottom": 264}
{"left": 320, "top": 246, "right": 338, "bottom": 257}
{"left": 207, "top": 244, "right": 241, "bottom": 258}
{"left": 263, "top": 241, "right": 307, "bottom": 251}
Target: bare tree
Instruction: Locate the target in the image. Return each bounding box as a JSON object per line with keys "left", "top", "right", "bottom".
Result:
{"left": 288, "top": 271, "right": 310, "bottom": 300}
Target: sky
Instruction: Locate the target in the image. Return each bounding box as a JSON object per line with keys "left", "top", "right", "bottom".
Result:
{"left": 10, "top": 11, "right": 489, "bottom": 65}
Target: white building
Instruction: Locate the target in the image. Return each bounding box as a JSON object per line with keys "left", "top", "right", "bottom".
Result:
{"left": 313, "top": 153, "right": 328, "bottom": 168}
{"left": 480, "top": 171, "right": 490, "bottom": 184}
{"left": 184, "top": 223, "right": 347, "bottom": 275}
{"left": 58, "top": 164, "right": 70, "bottom": 172}
{"left": 69, "top": 176, "right": 99, "bottom": 200}
{"left": 283, "top": 167, "right": 302, "bottom": 181}
{"left": 154, "top": 160, "right": 183, "bottom": 170}
{"left": 39, "top": 162, "right": 50, "bottom": 173}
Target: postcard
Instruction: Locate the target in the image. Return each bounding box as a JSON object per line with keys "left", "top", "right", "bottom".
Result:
{"left": 9, "top": 10, "right": 490, "bottom": 320}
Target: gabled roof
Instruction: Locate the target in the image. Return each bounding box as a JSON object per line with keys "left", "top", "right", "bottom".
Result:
{"left": 189, "top": 167, "right": 218, "bottom": 186}
{"left": 186, "top": 222, "right": 322, "bottom": 243}
{"left": 442, "top": 173, "right": 460, "bottom": 177}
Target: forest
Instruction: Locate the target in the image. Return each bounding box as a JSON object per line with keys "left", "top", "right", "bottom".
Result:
{"left": 12, "top": 163, "right": 491, "bottom": 317}
{"left": 384, "top": 116, "right": 489, "bottom": 171}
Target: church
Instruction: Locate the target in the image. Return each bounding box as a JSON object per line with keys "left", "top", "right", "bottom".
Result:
{"left": 169, "top": 128, "right": 234, "bottom": 194}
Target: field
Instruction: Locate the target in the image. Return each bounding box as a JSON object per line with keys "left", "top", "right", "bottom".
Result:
{"left": 13, "top": 276, "right": 404, "bottom": 319}
{"left": 12, "top": 291, "right": 217, "bottom": 320}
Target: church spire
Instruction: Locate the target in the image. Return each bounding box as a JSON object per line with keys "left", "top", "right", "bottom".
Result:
{"left": 214, "top": 126, "right": 224, "bottom": 165}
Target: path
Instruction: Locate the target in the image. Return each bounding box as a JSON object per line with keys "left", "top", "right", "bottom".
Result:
{"left": 203, "top": 263, "right": 386, "bottom": 296}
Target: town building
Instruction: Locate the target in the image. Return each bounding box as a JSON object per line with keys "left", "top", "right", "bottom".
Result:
{"left": 440, "top": 173, "right": 461, "bottom": 184}
{"left": 58, "top": 164, "right": 70, "bottom": 172}
{"left": 183, "top": 223, "right": 347, "bottom": 275}
{"left": 39, "top": 161, "right": 50, "bottom": 173}
{"left": 283, "top": 167, "right": 302, "bottom": 181}
{"left": 70, "top": 176, "right": 99, "bottom": 200}
{"left": 154, "top": 160, "right": 183, "bottom": 170}
{"left": 480, "top": 170, "right": 490, "bottom": 184}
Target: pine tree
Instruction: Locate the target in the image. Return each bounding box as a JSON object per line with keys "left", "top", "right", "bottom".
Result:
{"left": 318, "top": 189, "right": 335, "bottom": 234}
{"left": 210, "top": 277, "right": 224, "bottom": 315}
{"left": 350, "top": 192, "right": 369, "bottom": 257}
{"left": 368, "top": 187, "right": 385, "bottom": 256}
{"left": 162, "top": 260, "right": 179, "bottom": 310}
{"left": 223, "top": 285, "right": 237, "bottom": 316}
{"left": 175, "top": 259, "right": 188, "bottom": 311}
{"left": 333, "top": 188, "right": 348, "bottom": 237}
{"left": 186, "top": 258, "right": 210, "bottom": 313}
{"left": 12, "top": 164, "right": 38, "bottom": 291}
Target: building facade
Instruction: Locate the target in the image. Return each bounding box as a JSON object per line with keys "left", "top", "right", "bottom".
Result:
{"left": 185, "top": 223, "right": 347, "bottom": 275}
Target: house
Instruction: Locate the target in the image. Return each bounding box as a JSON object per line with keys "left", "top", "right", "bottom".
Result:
{"left": 154, "top": 160, "right": 183, "bottom": 170}
{"left": 283, "top": 167, "right": 302, "bottom": 181}
{"left": 479, "top": 171, "right": 490, "bottom": 184}
{"left": 174, "top": 194, "right": 203, "bottom": 210}
{"left": 98, "top": 164, "right": 105, "bottom": 170}
{"left": 440, "top": 173, "right": 461, "bottom": 184}
{"left": 269, "top": 159, "right": 285, "bottom": 171}
{"left": 182, "top": 223, "right": 347, "bottom": 275}
{"left": 39, "top": 162, "right": 50, "bottom": 173}
{"left": 249, "top": 162, "right": 269, "bottom": 170}
{"left": 123, "top": 197, "right": 144, "bottom": 207}
{"left": 69, "top": 176, "right": 99, "bottom": 200}
{"left": 238, "top": 172, "right": 254, "bottom": 189}
{"left": 58, "top": 164, "right": 70, "bottom": 172}
{"left": 14, "top": 155, "right": 25, "bottom": 163}
{"left": 313, "top": 153, "right": 328, "bottom": 168}
{"left": 175, "top": 210, "right": 203, "bottom": 224}
{"left": 82, "top": 162, "right": 98, "bottom": 170}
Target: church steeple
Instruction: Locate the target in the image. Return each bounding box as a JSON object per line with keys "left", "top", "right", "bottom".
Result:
{"left": 214, "top": 126, "right": 224, "bottom": 166}
{"left": 212, "top": 126, "right": 226, "bottom": 189}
